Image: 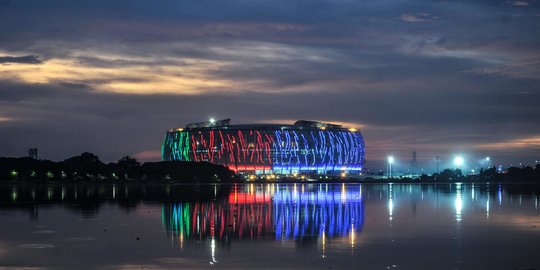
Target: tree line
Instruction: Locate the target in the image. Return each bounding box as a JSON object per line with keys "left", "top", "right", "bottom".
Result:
{"left": 416, "top": 165, "right": 540, "bottom": 182}
{"left": 0, "top": 152, "right": 237, "bottom": 183}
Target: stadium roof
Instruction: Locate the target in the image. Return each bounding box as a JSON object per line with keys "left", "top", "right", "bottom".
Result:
{"left": 168, "top": 119, "right": 354, "bottom": 132}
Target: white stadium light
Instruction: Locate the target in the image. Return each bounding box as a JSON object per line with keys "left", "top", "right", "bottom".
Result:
{"left": 454, "top": 156, "right": 464, "bottom": 167}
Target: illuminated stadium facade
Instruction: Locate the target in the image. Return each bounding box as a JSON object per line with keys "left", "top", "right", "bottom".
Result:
{"left": 162, "top": 119, "right": 365, "bottom": 174}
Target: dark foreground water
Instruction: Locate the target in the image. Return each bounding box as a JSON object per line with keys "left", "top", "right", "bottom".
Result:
{"left": 0, "top": 183, "right": 539, "bottom": 270}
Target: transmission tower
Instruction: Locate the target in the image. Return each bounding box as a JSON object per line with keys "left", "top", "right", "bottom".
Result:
{"left": 410, "top": 151, "right": 418, "bottom": 175}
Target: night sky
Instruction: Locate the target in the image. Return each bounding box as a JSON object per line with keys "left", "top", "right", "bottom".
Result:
{"left": 1, "top": 0, "right": 539, "bottom": 171}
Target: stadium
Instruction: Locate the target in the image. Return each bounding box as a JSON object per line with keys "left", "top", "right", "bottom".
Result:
{"left": 162, "top": 119, "right": 365, "bottom": 175}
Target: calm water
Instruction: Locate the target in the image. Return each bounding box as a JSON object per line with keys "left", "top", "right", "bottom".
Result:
{"left": 0, "top": 183, "right": 539, "bottom": 269}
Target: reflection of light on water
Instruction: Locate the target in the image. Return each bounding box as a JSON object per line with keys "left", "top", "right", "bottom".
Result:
{"left": 388, "top": 198, "right": 394, "bottom": 221}
{"left": 11, "top": 187, "right": 17, "bottom": 202}
{"left": 179, "top": 233, "right": 184, "bottom": 249}
{"left": 112, "top": 185, "right": 116, "bottom": 199}
{"left": 388, "top": 184, "right": 393, "bottom": 221}
{"left": 455, "top": 196, "right": 462, "bottom": 222}
{"left": 486, "top": 183, "right": 490, "bottom": 219}
{"left": 455, "top": 183, "right": 462, "bottom": 222}
{"left": 498, "top": 185, "right": 502, "bottom": 205}
{"left": 471, "top": 184, "right": 475, "bottom": 200}
{"left": 486, "top": 199, "right": 490, "bottom": 219}
{"left": 210, "top": 237, "right": 217, "bottom": 265}
{"left": 321, "top": 230, "right": 326, "bottom": 258}
{"left": 350, "top": 224, "right": 355, "bottom": 252}
{"left": 274, "top": 187, "right": 363, "bottom": 239}
{"left": 197, "top": 213, "right": 200, "bottom": 235}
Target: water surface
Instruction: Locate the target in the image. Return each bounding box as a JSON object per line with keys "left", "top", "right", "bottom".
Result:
{"left": 0, "top": 183, "right": 539, "bottom": 269}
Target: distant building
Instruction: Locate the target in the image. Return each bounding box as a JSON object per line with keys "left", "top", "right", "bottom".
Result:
{"left": 162, "top": 119, "right": 366, "bottom": 175}
{"left": 28, "top": 148, "right": 38, "bottom": 159}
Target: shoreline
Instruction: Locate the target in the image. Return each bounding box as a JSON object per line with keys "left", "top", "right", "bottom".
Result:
{"left": 1, "top": 179, "right": 539, "bottom": 185}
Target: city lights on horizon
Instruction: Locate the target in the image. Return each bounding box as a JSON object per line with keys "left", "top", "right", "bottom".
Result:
{"left": 374, "top": 153, "right": 538, "bottom": 175}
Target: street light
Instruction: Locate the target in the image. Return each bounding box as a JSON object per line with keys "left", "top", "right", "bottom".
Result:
{"left": 387, "top": 156, "right": 394, "bottom": 179}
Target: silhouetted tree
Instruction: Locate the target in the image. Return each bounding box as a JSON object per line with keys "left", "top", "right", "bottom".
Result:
{"left": 437, "top": 169, "right": 462, "bottom": 181}
{"left": 61, "top": 152, "right": 107, "bottom": 180}
{"left": 118, "top": 156, "right": 140, "bottom": 168}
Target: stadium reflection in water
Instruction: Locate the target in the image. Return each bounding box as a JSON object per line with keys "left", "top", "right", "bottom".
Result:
{"left": 163, "top": 184, "right": 364, "bottom": 248}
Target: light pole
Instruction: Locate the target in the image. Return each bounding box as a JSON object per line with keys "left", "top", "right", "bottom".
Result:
{"left": 435, "top": 156, "right": 440, "bottom": 174}
{"left": 387, "top": 156, "right": 394, "bottom": 179}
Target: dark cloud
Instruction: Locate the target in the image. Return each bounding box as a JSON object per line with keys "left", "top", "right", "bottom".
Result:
{"left": 0, "top": 55, "right": 42, "bottom": 64}
{"left": 0, "top": 80, "right": 92, "bottom": 102}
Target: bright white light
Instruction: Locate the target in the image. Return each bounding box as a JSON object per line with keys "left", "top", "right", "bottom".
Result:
{"left": 388, "top": 198, "right": 394, "bottom": 221}
{"left": 486, "top": 157, "right": 490, "bottom": 162}
{"left": 209, "top": 118, "right": 216, "bottom": 123}
{"left": 210, "top": 238, "right": 217, "bottom": 264}
{"left": 454, "top": 156, "right": 464, "bottom": 167}
{"left": 388, "top": 156, "right": 395, "bottom": 164}
{"left": 455, "top": 195, "right": 462, "bottom": 222}
{"left": 455, "top": 183, "right": 462, "bottom": 222}
{"left": 388, "top": 184, "right": 393, "bottom": 221}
